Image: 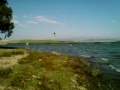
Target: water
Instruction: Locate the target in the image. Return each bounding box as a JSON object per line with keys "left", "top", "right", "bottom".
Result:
{"left": 2, "top": 42, "right": 120, "bottom": 87}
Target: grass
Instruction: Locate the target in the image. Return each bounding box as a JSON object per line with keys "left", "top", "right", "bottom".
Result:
{"left": 0, "top": 68, "right": 12, "bottom": 78}
{"left": 0, "top": 49, "right": 25, "bottom": 57}
{"left": 0, "top": 49, "right": 116, "bottom": 90}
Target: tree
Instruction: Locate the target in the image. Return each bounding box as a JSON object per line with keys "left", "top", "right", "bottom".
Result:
{"left": 0, "top": 0, "right": 14, "bottom": 39}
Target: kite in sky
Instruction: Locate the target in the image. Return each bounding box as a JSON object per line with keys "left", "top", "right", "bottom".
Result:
{"left": 53, "top": 32, "right": 56, "bottom": 37}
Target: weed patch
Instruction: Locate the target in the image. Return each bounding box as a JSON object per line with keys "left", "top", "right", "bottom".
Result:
{"left": 0, "top": 68, "right": 12, "bottom": 78}
{"left": 0, "top": 49, "right": 25, "bottom": 57}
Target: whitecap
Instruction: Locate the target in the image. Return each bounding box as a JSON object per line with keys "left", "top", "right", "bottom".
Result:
{"left": 79, "top": 54, "right": 92, "bottom": 58}
{"left": 109, "top": 64, "right": 120, "bottom": 73}
{"left": 52, "top": 51, "right": 61, "bottom": 55}
{"left": 101, "top": 58, "right": 109, "bottom": 62}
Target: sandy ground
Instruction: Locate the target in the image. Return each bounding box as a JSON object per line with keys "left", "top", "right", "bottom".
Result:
{"left": 0, "top": 54, "right": 27, "bottom": 68}
{"left": 0, "top": 50, "right": 27, "bottom": 90}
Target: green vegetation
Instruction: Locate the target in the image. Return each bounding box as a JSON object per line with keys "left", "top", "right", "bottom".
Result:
{"left": 7, "top": 40, "right": 61, "bottom": 44}
{"left": 0, "top": 49, "right": 115, "bottom": 90}
{"left": 91, "top": 69, "right": 101, "bottom": 77}
{"left": 0, "top": 0, "right": 14, "bottom": 39}
{"left": 0, "top": 67, "right": 12, "bottom": 78}
{"left": 0, "top": 49, "right": 25, "bottom": 57}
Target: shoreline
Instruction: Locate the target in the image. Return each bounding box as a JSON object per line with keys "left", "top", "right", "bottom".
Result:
{"left": 0, "top": 48, "right": 118, "bottom": 90}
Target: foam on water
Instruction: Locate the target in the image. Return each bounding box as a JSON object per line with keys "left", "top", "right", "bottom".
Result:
{"left": 109, "top": 64, "right": 120, "bottom": 73}
{"left": 101, "top": 58, "right": 108, "bottom": 63}
{"left": 52, "top": 51, "right": 61, "bottom": 55}
{"left": 79, "top": 54, "right": 95, "bottom": 59}
{"left": 79, "top": 54, "right": 92, "bottom": 58}
{"left": 101, "top": 58, "right": 108, "bottom": 62}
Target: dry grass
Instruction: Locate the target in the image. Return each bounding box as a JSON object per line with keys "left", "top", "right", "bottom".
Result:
{"left": 0, "top": 49, "right": 25, "bottom": 57}
{"left": 0, "top": 49, "right": 27, "bottom": 68}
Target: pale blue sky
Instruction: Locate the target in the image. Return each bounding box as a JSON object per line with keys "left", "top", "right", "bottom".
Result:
{"left": 7, "top": 0, "right": 120, "bottom": 40}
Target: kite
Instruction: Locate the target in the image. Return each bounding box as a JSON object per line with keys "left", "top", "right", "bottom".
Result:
{"left": 53, "top": 32, "right": 56, "bottom": 37}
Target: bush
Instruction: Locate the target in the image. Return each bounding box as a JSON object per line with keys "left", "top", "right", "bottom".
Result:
{"left": 10, "top": 65, "right": 35, "bottom": 88}
{"left": 0, "top": 52, "right": 11, "bottom": 57}
{"left": 11, "top": 50, "right": 24, "bottom": 55}
{"left": 36, "top": 75, "right": 61, "bottom": 90}
{"left": 92, "top": 69, "right": 101, "bottom": 77}
{"left": 0, "top": 49, "right": 25, "bottom": 57}
{"left": 0, "top": 68, "right": 12, "bottom": 78}
{"left": 40, "top": 59, "right": 53, "bottom": 70}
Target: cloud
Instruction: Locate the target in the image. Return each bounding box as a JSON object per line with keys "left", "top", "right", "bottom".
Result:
{"left": 12, "top": 19, "right": 26, "bottom": 27}
{"left": 26, "top": 15, "right": 64, "bottom": 25}
{"left": 13, "top": 20, "right": 19, "bottom": 24}
{"left": 27, "top": 20, "right": 39, "bottom": 25}
{"left": 13, "top": 15, "right": 17, "bottom": 18}
{"left": 36, "top": 16, "right": 59, "bottom": 24}
{"left": 19, "top": 24, "right": 26, "bottom": 27}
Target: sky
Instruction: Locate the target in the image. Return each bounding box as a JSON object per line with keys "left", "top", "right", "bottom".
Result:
{"left": 7, "top": 0, "right": 120, "bottom": 40}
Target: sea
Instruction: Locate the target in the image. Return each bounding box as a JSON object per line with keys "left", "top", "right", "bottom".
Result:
{"left": 2, "top": 42, "right": 120, "bottom": 88}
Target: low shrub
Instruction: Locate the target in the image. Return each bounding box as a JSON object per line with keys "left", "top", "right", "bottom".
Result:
{"left": 10, "top": 65, "right": 35, "bottom": 88}
{"left": 0, "top": 68, "right": 13, "bottom": 78}
{"left": 91, "top": 69, "right": 101, "bottom": 77}
{"left": 11, "top": 50, "right": 24, "bottom": 55}
{"left": 40, "top": 59, "right": 53, "bottom": 70}
{"left": 36, "top": 75, "right": 61, "bottom": 90}
{"left": 0, "top": 49, "right": 25, "bottom": 57}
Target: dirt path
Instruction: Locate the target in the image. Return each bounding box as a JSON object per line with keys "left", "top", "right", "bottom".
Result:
{"left": 0, "top": 54, "right": 27, "bottom": 68}
{"left": 0, "top": 51, "right": 28, "bottom": 90}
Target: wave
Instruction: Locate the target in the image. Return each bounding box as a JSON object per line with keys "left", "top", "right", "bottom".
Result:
{"left": 79, "top": 54, "right": 95, "bottom": 58}
{"left": 101, "top": 58, "right": 109, "bottom": 62}
{"left": 52, "top": 51, "right": 61, "bottom": 55}
{"left": 109, "top": 64, "right": 120, "bottom": 73}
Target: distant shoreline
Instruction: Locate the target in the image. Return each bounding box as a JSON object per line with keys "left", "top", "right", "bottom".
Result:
{"left": 1, "top": 39, "right": 120, "bottom": 44}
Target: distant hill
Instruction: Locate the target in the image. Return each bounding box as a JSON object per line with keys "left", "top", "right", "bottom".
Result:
{"left": 7, "top": 40, "right": 61, "bottom": 44}
{"left": 6, "top": 39, "right": 81, "bottom": 44}
{"left": 4, "top": 39, "right": 120, "bottom": 44}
